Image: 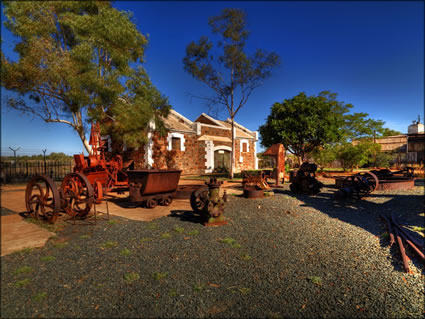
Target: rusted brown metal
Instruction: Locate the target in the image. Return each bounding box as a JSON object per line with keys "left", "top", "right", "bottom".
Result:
{"left": 391, "top": 214, "right": 424, "bottom": 249}
{"left": 243, "top": 186, "right": 264, "bottom": 199}
{"left": 380, "top": 214, "right": 395, "bottom": 246}
{"left": 396, "top": 229, "right": 425, "bottom": 261}
{"left": 394, "top": 227, "right": 410, "bottom": 273}
{"left": 242, "top": 170, "right": 271, "bottom": 190}
{"left": 60, "top": 172, "right": 94, "bottom": 219}
{"left": 289, "top": 162, "right": 323, "bottom": 194}
{"left": 334, "top": 171, "right": 379, "bottom": 199}
{"left": 174, "top": 185, "right": 206, "bottom": 199}
{"left": 73, "top": 123, "right": 130, "bottom": 200}
{"left": 25, "top": 175, "right": 61, "bottom": 224}
{"left": 127, "top": 169, "right": 182, "bottom": 207}
{"left": 263, "top": 143, "right": 285, "bottom": 186}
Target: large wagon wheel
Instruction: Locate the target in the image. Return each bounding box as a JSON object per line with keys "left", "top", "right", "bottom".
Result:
{"left": 25, "top": 175, "right": 61, "bottom": 224}
{"left": 343, "top": 171, "right": 379, "bottom": 199}
{"left": 190, "top": 187, "right": 209, "bottom": 213}
{"left": 61, "top": 173, "right": 94, "bottom": 219}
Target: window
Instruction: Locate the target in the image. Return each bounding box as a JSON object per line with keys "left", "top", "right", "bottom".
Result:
{"left": 172, "top": 137, "right": 181, "bottom": 151}
{"left": 242, "top": 142, "right": 248, "bottom": 153}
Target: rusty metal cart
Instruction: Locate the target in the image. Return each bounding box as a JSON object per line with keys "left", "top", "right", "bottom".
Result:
{"left": 128, "top": 169, "right": 182, "bottom": 208}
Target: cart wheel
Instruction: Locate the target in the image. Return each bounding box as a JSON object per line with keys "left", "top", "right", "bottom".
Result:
{"left": 146, "top": 198, "right": 157, "bottom": 208}
{"left": 161, "top": 196, "right": 172, "bottom": 206}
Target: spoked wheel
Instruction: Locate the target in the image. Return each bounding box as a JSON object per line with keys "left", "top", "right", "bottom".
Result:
{"left": 190, "top": 187, "right": 209, "bottom": 213}
{"left": 61, "top": 173, "right": 94, "bottom": 219}
{"left": 160, "top": 196, "right": 172, "bottom": 206}
{"left": 25, "top": 175, "right": 61, "bottom": 224}
{"left": 94, "top": 181, "right": 103, "bottom": 204}
{"left": 146, "top": 198, "right": 157, "bottom": 208}
{"left": 343, "top": 171, "right": 379, "bottom": 199}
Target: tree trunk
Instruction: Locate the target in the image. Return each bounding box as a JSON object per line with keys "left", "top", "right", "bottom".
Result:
{"left": 76, "top": 126, "right": 92, "bottom": 154}
{"left": 230, "top": 117, "right": 235, "bottom": 179}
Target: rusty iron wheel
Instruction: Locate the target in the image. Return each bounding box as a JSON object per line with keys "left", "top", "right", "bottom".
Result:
{"left": 146, "top": 198, "right": 157, "bottom": 208}
{"left": 25, "top": 175, "right": 61, "bottom": 224}
{"left": 161, "top": 196, "right": 172, "bottom": 206}
{"left": 61, "top": 173, "right": 94, "bottom": 219}
{"left": 94, "top": 181, "right": 103, "bottom": 204}
{"left": 190, "top": 188, "right": 209, "bottom": 213}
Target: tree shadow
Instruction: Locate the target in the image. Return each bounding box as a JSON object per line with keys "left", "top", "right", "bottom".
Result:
{"left": 273, "top": 186, "right": 424, "bottom": 273}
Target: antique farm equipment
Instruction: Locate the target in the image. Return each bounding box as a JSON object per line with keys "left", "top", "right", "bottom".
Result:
{"left": 334, "top": 168, "right": 415, "bottom": 197}
{"left": 73, "top": 123, "right": 131, "bottom": 202}
{"left": 262, "top": 143, "right": 286, "bottom": 186}
{"left": 127, "top": 169, "right": 182, "bottom": 208}
{"left": 243, "top": 186, "right": 264, "bottom": 199}
{"left": 25, "top": 173, "right": 94, "bottom": 224}
{"left": 242, "top": 170, "right": 270, "bottom": 190}
{"left": 334, "top": 171, "right": 379, "bottom": 200}
{"left": 289, "top": 162, "right": 323, "bottom": 194}
{"left": 190, "top": 177, "right": 227, "bottom": 226}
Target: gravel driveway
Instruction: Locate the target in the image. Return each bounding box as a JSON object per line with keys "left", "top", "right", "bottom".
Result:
{"left": 1, "top": 180, "right": 424, "bottom": 318}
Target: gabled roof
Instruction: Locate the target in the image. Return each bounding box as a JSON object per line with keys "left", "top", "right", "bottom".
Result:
{"left": 162, "top": 109, "right": 193, "bottom": 132}
{"left": 194, "top": 113, "right": 227, "bottom": 128}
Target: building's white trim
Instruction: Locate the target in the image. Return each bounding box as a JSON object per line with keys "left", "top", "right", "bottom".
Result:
{"left": 254, "top": 141, "right": 258, "bottom": 169}
{"left": 199, "top": 113, "right": 227, "bottom": 128}
{"left": 239, "top": 156, "right": 243, "bottom": 163}
{"left": 240, "top": 139, "right": 249, "bottom": 152}
{"left": 205, "top": 141, "right": 214, "bottom": 173}
{"left": 199, "top": 123, "right": 231, "bottom": 130}
{"left": 226, "top": 118, "right": 254, "bottom": 134}
{"left": 170, "top": 109, "right": 193, "bottom": 125}
{"left": 194, "top": 122, "right": 202, "bottom": 135}
{"left": 167, "top": 132, "right": 185, "bottom": 151}
{"left": 144, "top": 132, "right": 154, "bottom": 168}
{"left": 213, "top": 145, "right": 232, "bottom": 152}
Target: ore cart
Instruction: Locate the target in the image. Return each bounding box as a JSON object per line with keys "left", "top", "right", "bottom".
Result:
{"left": 127, "top": 170, "right": 182, "bottom": 208}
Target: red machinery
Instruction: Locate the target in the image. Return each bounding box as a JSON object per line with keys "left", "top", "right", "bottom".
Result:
{"left": 25, "top": 123, "right": 131, "bottom": 223}
{"left": 73, "top": 123, "right": 130, "bottom": 201}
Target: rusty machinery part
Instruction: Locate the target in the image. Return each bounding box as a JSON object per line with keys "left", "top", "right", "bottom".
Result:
{"left": 242, "top": 170, "right": 270, "bottom": 190}
{"left": 146, "top": 198, "right": 157, "bottom": 209}
{"left": 243, "top": 186, "right": 264, "bottom": 199}
{"left": 160, "top": 196, "right": 173, "bottom": 206}
{"left": 25, "top": 175, "right": 61, "bottom": 224}
{"left": 94, "top": 180, "right": 103, "bottom": 204}
{"left": 335, "top": 171, "right": 379, "bottom": 200}
{"left": 289, "top": 164, "right": 323, "bottom": 195}
{"left": 60, "top": 172, "right": 94, "bottom": 219}
{"left": 190, "top": 186, "right": 209, "bottom": 213}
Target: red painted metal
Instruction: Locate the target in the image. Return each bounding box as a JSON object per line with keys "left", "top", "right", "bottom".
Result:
{"left": 127, "top": 169, "right": 182, "bottom": 206}
{"left": 73, "top": 123, "right": 130, "bottom": 198}
{"left": 394, "top": 227, "right": 410, "bottom": 273}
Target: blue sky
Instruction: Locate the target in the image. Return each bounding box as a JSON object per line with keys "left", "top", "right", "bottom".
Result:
{"left": 1, "top": 1, "right": 424, "bottom": 156}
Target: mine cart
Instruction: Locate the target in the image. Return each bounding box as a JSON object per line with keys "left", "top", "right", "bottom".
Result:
{"left": 128, "top": 170, "right": 182, "bottom": 208}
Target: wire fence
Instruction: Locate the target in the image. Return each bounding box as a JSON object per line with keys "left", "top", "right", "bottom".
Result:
{"left": 0, "top": 160, "right": 74, "bottom": 183}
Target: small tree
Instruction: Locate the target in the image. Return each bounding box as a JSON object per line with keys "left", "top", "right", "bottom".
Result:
{"left": 336, "top": 141, "right": 381, "bottom": 171}
{"left": 259, "top": 91, "right": 350, "bottom": 166}
{"left": 311, "top": 144, "right": 338, "bottom": 171}
{"left": 183, "top": 8, "right": 279, "bottom": 178}
{"left": 1, "top": 1, "right": 170, "bottom": 153}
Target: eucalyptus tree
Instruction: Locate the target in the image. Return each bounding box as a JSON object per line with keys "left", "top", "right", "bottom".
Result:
{"left": 183, "top": 8, "right": 279, "bottom": 178}
{"left": 1, "top": 1, "right": 170, "bottom": 153}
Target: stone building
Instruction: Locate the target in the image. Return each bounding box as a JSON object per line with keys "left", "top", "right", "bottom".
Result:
{"left": 129, "top": 110, "right": 258, "bottom": 175}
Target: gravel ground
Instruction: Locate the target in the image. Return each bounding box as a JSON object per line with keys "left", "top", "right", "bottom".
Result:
{"left": 1, "top": 180, "right": 424, "bottom": 318}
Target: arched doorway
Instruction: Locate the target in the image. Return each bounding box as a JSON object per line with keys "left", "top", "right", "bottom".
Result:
{"left": 214, "top": 148, "right": 231, "bottom": 172}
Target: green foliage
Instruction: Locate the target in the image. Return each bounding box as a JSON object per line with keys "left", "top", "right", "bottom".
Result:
{"left": 173, "top": 226, "right": 185, "bottom": 233}
{"left": 187, "top": 230, "right": 199, "bottom": 236}
{"left": 381, "top": 128, "right": 403, "bottom": 137}
{"left": 183, "top": 8, "right": 279, "bottom": 178}
{"left": 260, "top": 91, "right": 350, "bottom": 164}
{"left": 40, "top": 256, "right": 56, "bottom": 262}
{"left": 15, "top": 279, "right": 31, "bottom": 287}
{"left": 373, "top": 152, "right": 394, "bottom": 168}
{"left": 161, "top": 233, "right": 171, "bottom": 239}
{"left": 120, "top": 248, "right": 131, "bottom": 256}
{"left": 33, "top": 292, "right": 47, "bottom": 301}
{"left": 100, "top": 241, "right": 118, "bottom": 248}
{"left": 311, "top": 144, "right": 338, "bottom": 170}
{"left": 152, "top": 272, "right": 168, "bottom": 280}
{"left": 1, "top": 1, "right": 170, "bottom": 152}
{"left": 219, "top": 237, "right": 241, "bottom": 248}
{"left": 309, "top": 276, "right": 322, "bottom": 286}
{"left": 14, "top": 266, "right": 33, "bottom": 275}
{"left": 124, "top": 272, "right": 140, "bottom": 283}
{"left": 336, "top": 141, "right": 381, "bottom": 171}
